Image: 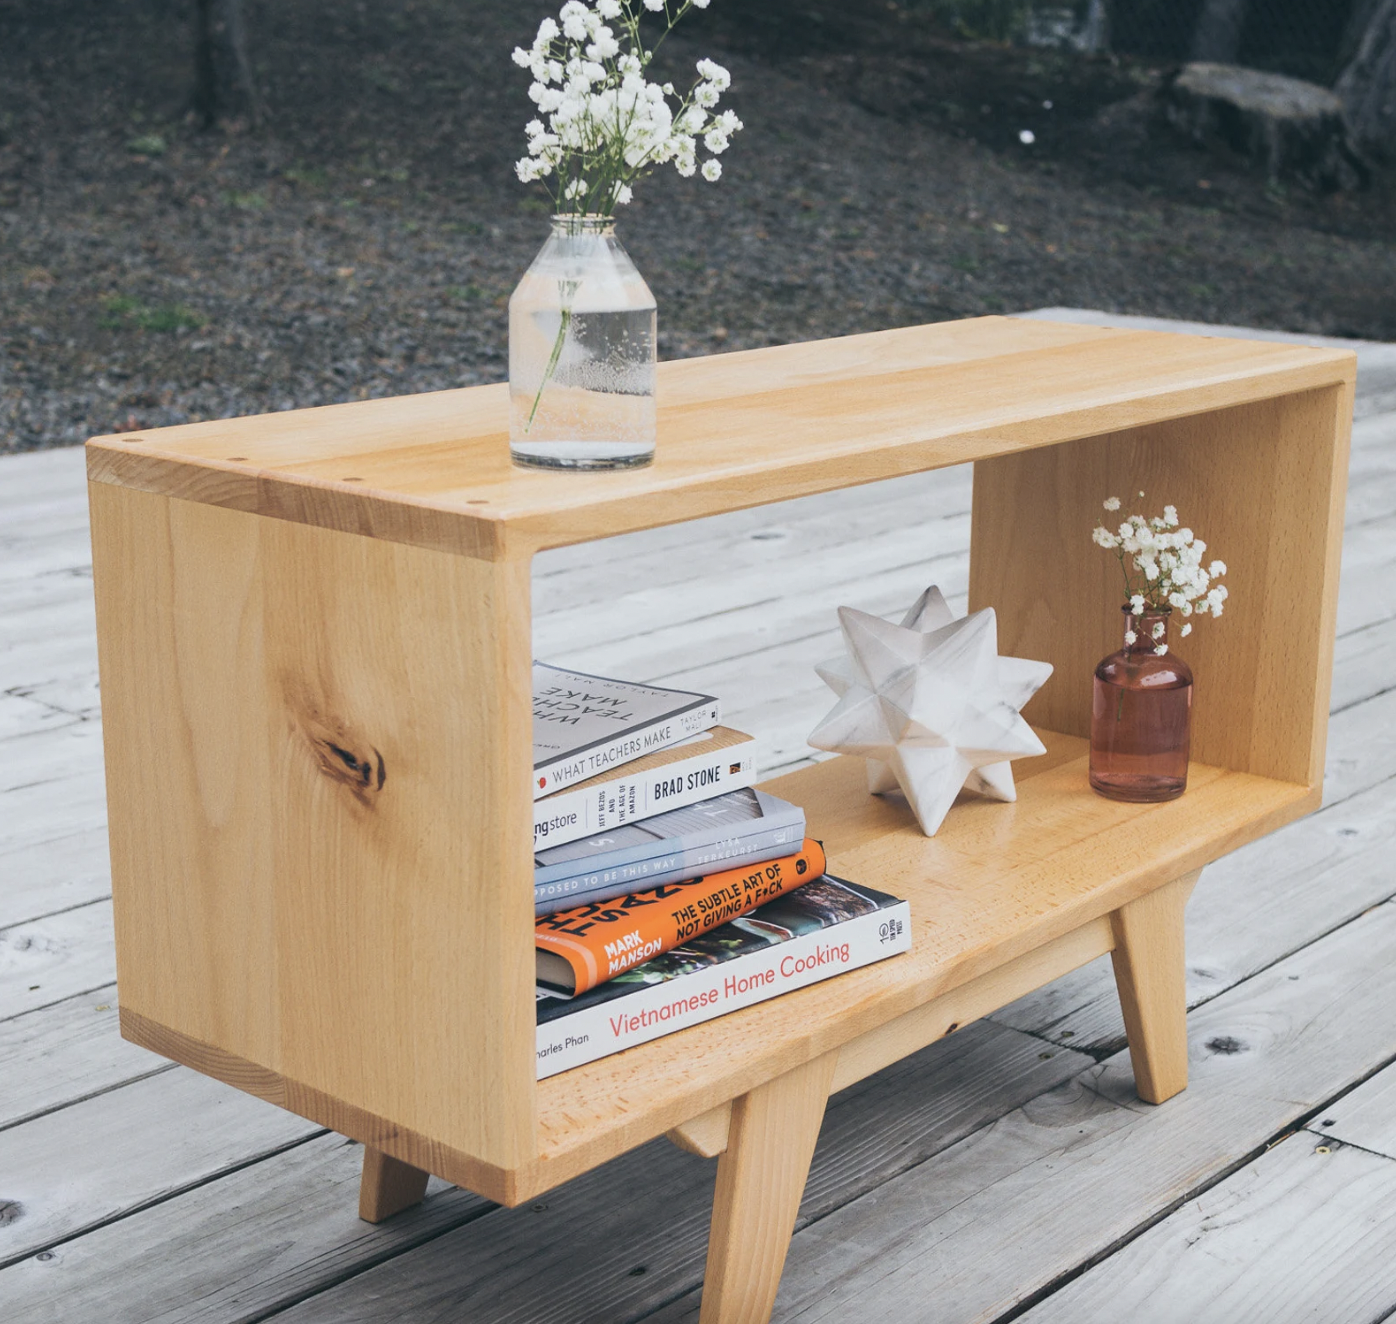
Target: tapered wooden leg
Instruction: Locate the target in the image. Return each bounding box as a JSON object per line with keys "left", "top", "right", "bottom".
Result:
{"left": 358, "top": 1146, "right": 431, "bottom": 1223}
{"left": 699, "top": 1051, "right": 837, "bottom": 1324}
{"left": 1109, "top": 870, "right": 1202, "bottom": 1105}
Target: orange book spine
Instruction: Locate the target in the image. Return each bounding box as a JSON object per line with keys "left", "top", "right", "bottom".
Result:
{"left": 535, "top": 840, "right": 828, "bottom": 995}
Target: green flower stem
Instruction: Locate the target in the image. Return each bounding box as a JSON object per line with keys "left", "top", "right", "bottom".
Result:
{"left": 525, "top": 276, "right": 581, "bottom": 435}
{"left": 526, "top": 307, "right": 571, "bottom": 434}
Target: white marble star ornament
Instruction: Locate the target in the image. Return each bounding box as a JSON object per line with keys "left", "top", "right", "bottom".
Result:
{"left": 808, "top": 587, "right": 1054, "bottom": 836}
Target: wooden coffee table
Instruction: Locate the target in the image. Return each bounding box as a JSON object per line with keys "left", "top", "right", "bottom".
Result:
{"left": 86, "top": 317, "right": 1352, "bottom": 1323}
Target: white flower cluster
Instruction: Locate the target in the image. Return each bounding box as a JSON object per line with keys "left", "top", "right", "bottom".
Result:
{"left": 511, "top": 0, "right": 741, "bottom": 213}
{"left": 1092, "top": 496, "right": 1228, "bottom": 654}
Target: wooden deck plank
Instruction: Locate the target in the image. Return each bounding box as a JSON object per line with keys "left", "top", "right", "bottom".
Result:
{"left": 637, "top": 900, "right": 1396, "bottom": 1324}
{"left": 1314, "top": 1060, "right": 1396, "bottom": 1161}
{"left": 533, "top": 511, "right": 971, "bottom": 682}
{"left": 210, "top": 1024, "right": 1088, "bottom": 1324}
{"left": 1332, "top": 523, "right": 1396, "bottom": 639}
{"left": 1016, "top": 1131, "right": 1396, "bottom": 1323}
{"left": 0, "top": 445, "right": 87, "bottom": 512}
{"left": 0, "top": 1067, "right": 320, "bottom": 1270}
{"left": 532, "top": 465, "right": 971, "bottom": 621}
{"left": 0, "top": 1135, "right": 491, "bottom": 1324}
{"left": 0, "top": 827, "right": 109, "bottom": 934}
{"left": 0, "top": 902, "right": 115, "bottom": 1020}
{"left": 0, "top": 694, "right": 81, "bottom": 743}
{"left": 1330, "top": 613, "right": 1396, "bottom": 715}
{"left": 0, "top": 986, "right": 166, "bottom": 1132}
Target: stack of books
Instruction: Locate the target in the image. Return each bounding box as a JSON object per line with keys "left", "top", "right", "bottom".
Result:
{"left": 530, "top": 664, "right": 911, "bottom": 1078}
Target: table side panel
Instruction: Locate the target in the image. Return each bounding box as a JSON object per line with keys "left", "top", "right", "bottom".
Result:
{"left": 89, "top": 484, "right": 538, "bottom": 1170}
{"left": 970, "top": 382, "right": 1354, "bottom": 785}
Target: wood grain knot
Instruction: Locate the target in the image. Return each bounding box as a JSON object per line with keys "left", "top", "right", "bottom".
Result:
{"left": 312, "top": 736, "right": 387, "bottom": 804}
{"left": 286, "top": 688, "right": 387, "bottom": 809}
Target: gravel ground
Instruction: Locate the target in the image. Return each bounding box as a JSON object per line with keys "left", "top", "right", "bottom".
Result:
{"left": 2, "top": 0, "right": 1394, "bottom": 452}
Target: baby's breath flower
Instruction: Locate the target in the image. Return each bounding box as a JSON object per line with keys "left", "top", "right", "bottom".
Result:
{"left": 1093, "top": 495, "right": 1229, "bottom": 635}
{"left": 513, "top": 0, "right": 742, "bottom": 214}
{"left": 701, "top": 158, "right": 722, "bottom": 181}
{"left": 1124, "top": 630, "right": 1137, "bottom": 646}
{"left": 1180, "top": 622, "right": 1192, "bottom": 636}
{"left": 1154, "top": 644, "right": 1169, "bottom": 655}
{"left": 695, "top": 58, "right": 731, "bottom": 90}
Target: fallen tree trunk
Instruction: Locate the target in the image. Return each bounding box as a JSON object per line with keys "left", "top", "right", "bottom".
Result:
{"left": 1166, "top": 62, "right": 1369, "bottom": 191}
{"left": 1336, "top": 0, "right": 1396, "bottom": 161}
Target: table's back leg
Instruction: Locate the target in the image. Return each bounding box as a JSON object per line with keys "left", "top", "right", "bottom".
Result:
{"left": 358, "top": 1146, "right": 431, "bottom": 1223}
{"left": 1109, "top": 870, "right": 1201, "bottom": 1104}
{"left": 699, "top": 1051, "right": 837, "bottom": 1324}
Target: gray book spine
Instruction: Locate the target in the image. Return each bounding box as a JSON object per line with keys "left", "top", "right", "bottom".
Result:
{"left": 533, "top": 824, "right": 804, "bottom": 916}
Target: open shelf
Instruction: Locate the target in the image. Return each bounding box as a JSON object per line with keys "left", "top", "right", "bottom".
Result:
{"left": 527, "top": 735, "right": 1314, "bottom": 1191}
{"left": 88, "top": 315, "right": 1352, "bottom": 1212}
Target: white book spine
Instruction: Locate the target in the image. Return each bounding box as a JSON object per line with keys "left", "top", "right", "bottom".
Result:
{"left": 535, "top": 901, "right": 912, "bottom": 1079}
{"left": 533, "top": 738, "right": 757, "bottom": 850}
{"left": 534, "top": 699, "right": 721, "bottom": 799}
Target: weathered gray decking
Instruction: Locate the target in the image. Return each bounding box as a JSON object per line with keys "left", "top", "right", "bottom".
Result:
{"left": 3, "top": 311, "right": 1396, "bottom": 1323}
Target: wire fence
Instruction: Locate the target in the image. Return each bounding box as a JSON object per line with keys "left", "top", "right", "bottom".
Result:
{"left": 908, "top": 0, "right": 1369, "bottom": 85}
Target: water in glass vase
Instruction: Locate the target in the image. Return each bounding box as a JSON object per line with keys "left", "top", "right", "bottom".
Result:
{"left": 509, "top": 216, "right": 656, "bottom": 471}
{"left": 1089, "top": 607, "right": 1193, "bottom": 803}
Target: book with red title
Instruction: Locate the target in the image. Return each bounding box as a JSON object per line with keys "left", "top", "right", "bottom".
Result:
{"left": 534, "top": 875, "right": 911, "bottom": 1079}
{"left": 536, "top": 840, "right": 828, "bottom": 995}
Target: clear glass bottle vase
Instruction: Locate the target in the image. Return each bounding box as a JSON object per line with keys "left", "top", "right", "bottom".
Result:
{"left": 1089, "top": 606, "right": 1193, "bottom": 803}
{"left": 508, "top": 214, "right": 657, "bottom": 471}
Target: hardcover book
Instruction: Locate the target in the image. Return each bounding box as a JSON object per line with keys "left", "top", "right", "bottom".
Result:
{"left": 533, "top": 663, "right": 721, "bottom": 800}
{"left": 534, "top": 726, "right": 757, "bottom": 850}
{"left": 536, "top": 840, "right": 828, "bottom": 995}
{"left": 533, "top": 787, "right": 805, "bottom": 915}
{"left": 535, "top": 876, "right": 911, "bottom": 1079}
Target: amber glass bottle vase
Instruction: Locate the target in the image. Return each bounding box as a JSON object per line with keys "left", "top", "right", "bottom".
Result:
{"left": 1089, "top": 606, "right": 1193, "bottom": 803}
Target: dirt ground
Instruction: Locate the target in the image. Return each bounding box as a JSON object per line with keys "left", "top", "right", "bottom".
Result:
{"left": 2, "top": 0, "right": 1394, "bottom": 452}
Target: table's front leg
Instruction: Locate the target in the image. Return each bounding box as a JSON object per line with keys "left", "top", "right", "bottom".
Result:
{"left": 1109, "top": 869, "right": 1202, "bottom": 1104}
{"left": 358, "top": 1146, "right": 431, "bottom": 1223}
{"left": 699, "top": 1050, "right": 838, "bottom": 1324}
